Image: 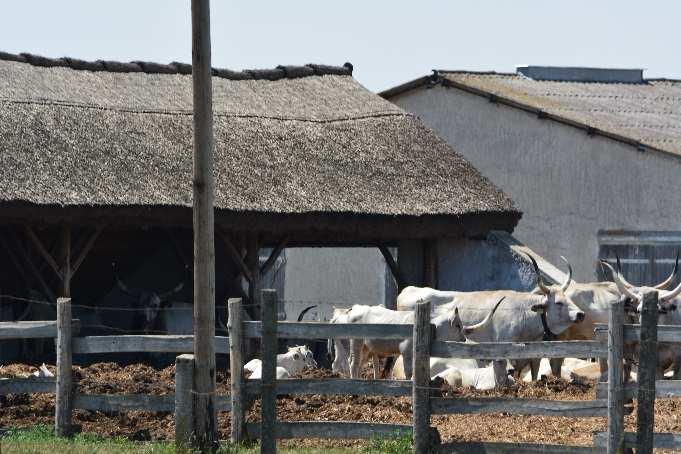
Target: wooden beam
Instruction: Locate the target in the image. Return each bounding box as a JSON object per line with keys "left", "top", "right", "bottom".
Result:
{"left": 242, "top": 321, "right": 412, "bottom": 339}
{"left": 72, "top": 335, "right": 230, "bottom": 354}
{"left": 191, "top": 0, "right": 218, "bottom": 447}
{"left": 71, "top": 226, "right": 103, "bottom": 277}
{"left": 246, "top": 234, "right": 261, "bottom": 320}
{"left": 245, "top": 421, "right": 412, "bottom": 440}
{"left": 430, "top": 398, "right": 609, "bottom": 417}
{"left": 5, "top": 231, "right": 56, "bottom": 303}
{"left": 61, "top": 226, "right": 71, "bottom": 298}
{"left": 217, "top": 229, "right": 252, "bottom": 283}
{"left": 378, "top": 245, "right": 405, "bottom": 291}
{"left": 423, "top": 238, "right": 438, "bottom": 288}
{"left": 0, "top": 377, "right": 55, "bottom": 395}
{"left": 260, "top": 236, "right": 289, "bottom": 275}
{"left": 25, "top": 226, "right": 62, "bottom": 280}
{"left": 0, "top": 320, "right": 80, "bottom": 339}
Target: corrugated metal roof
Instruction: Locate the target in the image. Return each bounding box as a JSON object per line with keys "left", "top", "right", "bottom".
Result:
{"left": 440, "top": 71, "right": 681, "bottom": 156}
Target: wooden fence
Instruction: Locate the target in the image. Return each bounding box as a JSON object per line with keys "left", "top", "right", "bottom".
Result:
{"left": 0, "top": 297, "right": 231, "bottom": 440}
{"left": 4, "top": 290, "right": 681, "bottom": 453}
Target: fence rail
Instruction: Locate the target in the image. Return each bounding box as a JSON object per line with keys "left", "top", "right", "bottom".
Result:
{"left": 72, "top": 335, "right": 230, "bottom": 354}
{"left": 0, "top": 320, "right": 80, "bottom": 339}
{"left": 244, "top": 378, "right": 412, "bottom": 397}
{"left": 0, "top": 377, "right": 55, "bottom": 394}
{"left": 245, "top": 421, "right": 413, "bottom": 440}
{"left": 430, "top": 340, "right": 607, "bottom": 360}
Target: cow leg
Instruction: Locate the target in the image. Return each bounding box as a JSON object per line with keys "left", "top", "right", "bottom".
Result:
{"left": 493, "top": 360, "right": 509, "bottom": 388}
{"left": 550, "top": 357, "right": 563, "bottom": 378}
{"left": 402, "top": 349, "right": 413, "bottom": 380}
{"left": 349, "top": 339, "right": 363, "bottom": 379}
{"left": 530, "top": 359, "right": 540, "bottom": 381}
{"left": 598, "top": 358, "right": 608, "bottom": 383}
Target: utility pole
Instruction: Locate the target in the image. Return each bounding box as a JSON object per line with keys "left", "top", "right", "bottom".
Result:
{"left": 191, "top": 0, "right": 217, "bottom": 450}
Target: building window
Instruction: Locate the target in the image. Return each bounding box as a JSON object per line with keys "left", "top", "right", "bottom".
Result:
{"left": 597, "top": 230, "right": 680, "bottom": 286}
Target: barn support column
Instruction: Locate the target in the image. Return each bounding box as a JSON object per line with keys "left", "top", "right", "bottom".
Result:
{"left": 378, "top": 245, "right": 404, "bottom": 309}
{"left": 423, "top": 239, "right": 438, "bottom": 289}
{"left": 60, "top": 226, "right": 71, "bottom": 297}
{"left": 397, "top": 240, "right": 424, "bottom": 287}
{"left": 246, "top": 234, "right": 261, "bottom": 320}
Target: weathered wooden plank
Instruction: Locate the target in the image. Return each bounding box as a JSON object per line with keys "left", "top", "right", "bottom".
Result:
{"left": 228, "top": 298, "right": 245, "bottom": 443}
{"left": 436, "top": 441, "right": 597, "bottom": 453}
{"left": 413, "top": 300, "right": 432, "bottom": 453}
{"left": 0, "top": 377, "right": 55, "bottom": 394}
{"left": 175, "top": 354, "right": 194, "bottom": 447}
{"left": 245, "top": 421, "right": 412, "bottom": 440}
{"left": 606, "top": 299, "right": 625, "bottom": 454}
{"left": 596, "top": 380, "right": 681, "bottom": 399}
{"left": 430, "top": 398, "right": 609, "bottom": 417}
{"left": 72, "top": 335, "right": 230, "bottom": 354}
{"left": 595, "top": 323, "right": 681, "bottom": 343}
{"left": 242, "top": 321, "right": 412, "bottom": 340}
{"left": 55, "top": 298, "right": 73, "bottom": 437}
{"left": 260, "top": 289, "right": 277, "bottom": 454}
{"left": 430, "top": 340, "right": 606, "bottom": 360}
{"left": 637, "top": 290, "right": 658, "bottom": 453}
{"left": 244, "top": 379, "right": 412, "bottom": 397}
{"left": 0, "top": 320, "right": 80, "bottom": 339}
{"left": 73, "top": 393, "right": 231, "bottom": 413}
{"left": 594, "top": 431, "right": 681, "bottom": 450}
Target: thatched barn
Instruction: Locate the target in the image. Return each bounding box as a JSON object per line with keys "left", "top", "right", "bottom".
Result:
{"left": 0, "top": 52, "right": 520, "bottom": 361}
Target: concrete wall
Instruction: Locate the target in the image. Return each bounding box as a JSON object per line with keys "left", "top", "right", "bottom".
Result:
{"left": 282, "top": 248, "right": 395, "bottom": 321}
{"left": 391, "top": 85, "right": 681, "bottom": 282}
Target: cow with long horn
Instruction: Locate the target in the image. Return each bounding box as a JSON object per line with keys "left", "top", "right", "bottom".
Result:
{"left": 601, "top": 260, "right": 681, "bottom": 378}
{"left": 396, "top": 252, "right": 584, "bottom": 385}
{"left": 112, "top": 262, "right": 188, "bottom": 333}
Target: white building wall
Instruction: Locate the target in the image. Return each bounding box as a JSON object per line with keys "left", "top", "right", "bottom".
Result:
{"left": 391, "top": 85, "right": 681, "bottom": 282}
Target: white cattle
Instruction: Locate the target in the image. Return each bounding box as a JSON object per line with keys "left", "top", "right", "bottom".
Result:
{"left": 396, "top": 254, "right": 584, "bottom": 385}
{"left": 246, "top": 362, "right": 291, "bottom": 380}
{"left": 602, "top": 261, "right": 681, "bottom": 379}
{"left": 346, "top": 298, "right": 504, "bottom": 380}
{"left": 244, "top": 345, "right": 317, "bottom": 379}
{"left": 391, "top": 355, "right": 480, "bottom": 379}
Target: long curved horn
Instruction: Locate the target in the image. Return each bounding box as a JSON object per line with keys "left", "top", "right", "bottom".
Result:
{"left": 559, "top": 256, "right": 573, "bottom": 292}
{"left": 159, "top": 265, "right": 190, "bottom": 299}
{"left": 660, "top": 275, "right": 681, "bottom": 302}
{"left": 112, "top": 262, "right": 141, "bottom": 298}
{"left": 613, "top": 252, "right": 636, "bottom": 289}
{"left": 297, "top": 305, "right": 317, "bottom": 322}
{"left": 655, "top": 251, "right": 679, "bottom": 290}
{"left": 525, "top": 253, "right": 550, "bottom": 295}
{"left": 600, "top": 261, "right": 638, "bottom": 301}
{"left": 464, "top": 296, "right": 505, "bottom": 334}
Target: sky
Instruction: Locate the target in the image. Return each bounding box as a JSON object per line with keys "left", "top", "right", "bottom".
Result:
{"left": 2, "top": 0, "right": 680, "bottom": 92}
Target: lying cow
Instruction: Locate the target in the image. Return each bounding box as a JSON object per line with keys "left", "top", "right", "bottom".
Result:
{"left": 244, "top": 345, "right": 317, "bottom": 379}
{"left": 346, "top": 297, "right": 504, "bottom": 380}
{"left": 397, "top": 253, "right": 585, "bottom": 386}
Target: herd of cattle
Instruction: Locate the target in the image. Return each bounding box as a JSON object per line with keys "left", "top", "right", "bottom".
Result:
{"left": 252, "top": 253, "right": 681, "bottom": 389}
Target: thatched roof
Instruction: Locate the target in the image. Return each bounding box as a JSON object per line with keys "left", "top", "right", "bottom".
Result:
{"left": 0, "top": 52, "right": 519, "bottom": 239}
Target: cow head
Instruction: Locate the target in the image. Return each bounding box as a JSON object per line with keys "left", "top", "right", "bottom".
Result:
{"left": 286, "top": 345, "right": 317, "bottom": 369}
{"left": 525, "top": 254, "right": 585, "bottom": 333}
{"left": 112, "top": 262, "right": 187, "bottom": 332}
{"left": 600, "top": 260, "right": 681, "bottom": 315}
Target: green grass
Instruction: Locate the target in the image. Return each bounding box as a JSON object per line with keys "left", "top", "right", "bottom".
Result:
{"left": 0, "top": 425, "right": 411, "bottom": 454}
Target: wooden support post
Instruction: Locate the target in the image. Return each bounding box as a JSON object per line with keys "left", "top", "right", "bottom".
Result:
{"left": 71, "top": 226, "right": 103, "bottom": 276}
{"left": 191, "top": 0, "right": 217, "bottom": 450}
{"left": 413, "top": 300, "right": 432, "bottom": 453}
{"left": 55, "top": 297, "right": 73, "bottom": 437}
{"left": 217, "top": 230, "right": 252, "bottom": 283}
{"left": 228, "top": 298, "right": 245, "bottom": 443}
{"left": 607, "top": 297, "right": 625, "bottom": 454}
{"left": 247, "top": 235, "right": 261, "bottom": 320}
{"left": 261, "top": 289, "right": 278, "bottom": 454}
{"left": 378, "top": 246, "right": 405, "bottom": 295}
{"left": 176, "top": 354, "right": 195, "bottom": 449}
{"left": 261, "top": 238, "right": 289, "bottom": 276}
{"left": 61, "top": 226, "right": 71, "bottom": 297}
{"left": 423, "top": 239, "right": 438, "bottom": 289}
{"left": 637, "top": 290, "right": 658, "bottom": 454}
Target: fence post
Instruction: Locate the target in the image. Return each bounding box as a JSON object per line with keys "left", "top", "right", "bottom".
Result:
{"left": 261, "top": 289, "right": 278, "bottom": 454}
{"left": 228, "top": 298, "right": 245, "bottom": 443}
{"left": 175, "top": 353, "right": 195, "bottom": 449}
{"left": 55, "top": 297, "right": 73, "bottom": 437}
{"left": 637, "top": 290, "right": 658, "bottom": 454}
{"left": 607, "top": 296, "right": 625, "bottom": 454}
{"left": 413, "top": 300, "right": 432, "bottom": 453}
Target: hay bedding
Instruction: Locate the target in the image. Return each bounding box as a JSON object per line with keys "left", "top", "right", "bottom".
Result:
{"left": 2, "top": 363, "right": 681, "bottom": 449}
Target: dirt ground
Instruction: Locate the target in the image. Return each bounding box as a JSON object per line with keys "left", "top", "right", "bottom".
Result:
{"left": 2, "top": 362, "right": 681, "bottom": 449}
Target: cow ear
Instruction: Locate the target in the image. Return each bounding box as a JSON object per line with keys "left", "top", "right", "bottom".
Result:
{"left": 293, "top": 353, "right": 300, "bottom": 360}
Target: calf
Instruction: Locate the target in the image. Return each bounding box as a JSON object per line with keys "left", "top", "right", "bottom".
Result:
{"left": 244, "top": 345, "right": 317, "bottom": 379}
{"left": 347, "top": 297, "right": 504, "bottom": 380}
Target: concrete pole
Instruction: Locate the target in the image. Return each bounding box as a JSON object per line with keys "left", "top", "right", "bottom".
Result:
{"left": 191, "top": 0, "right": 217, "bottom": 450}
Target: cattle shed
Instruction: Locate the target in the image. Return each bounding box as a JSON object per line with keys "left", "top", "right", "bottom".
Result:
{"left": 0, "top": 52, "right": 525, "bottom": 362}
{"left": 382, "top": 66, "right": 681, "bottom": 285}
